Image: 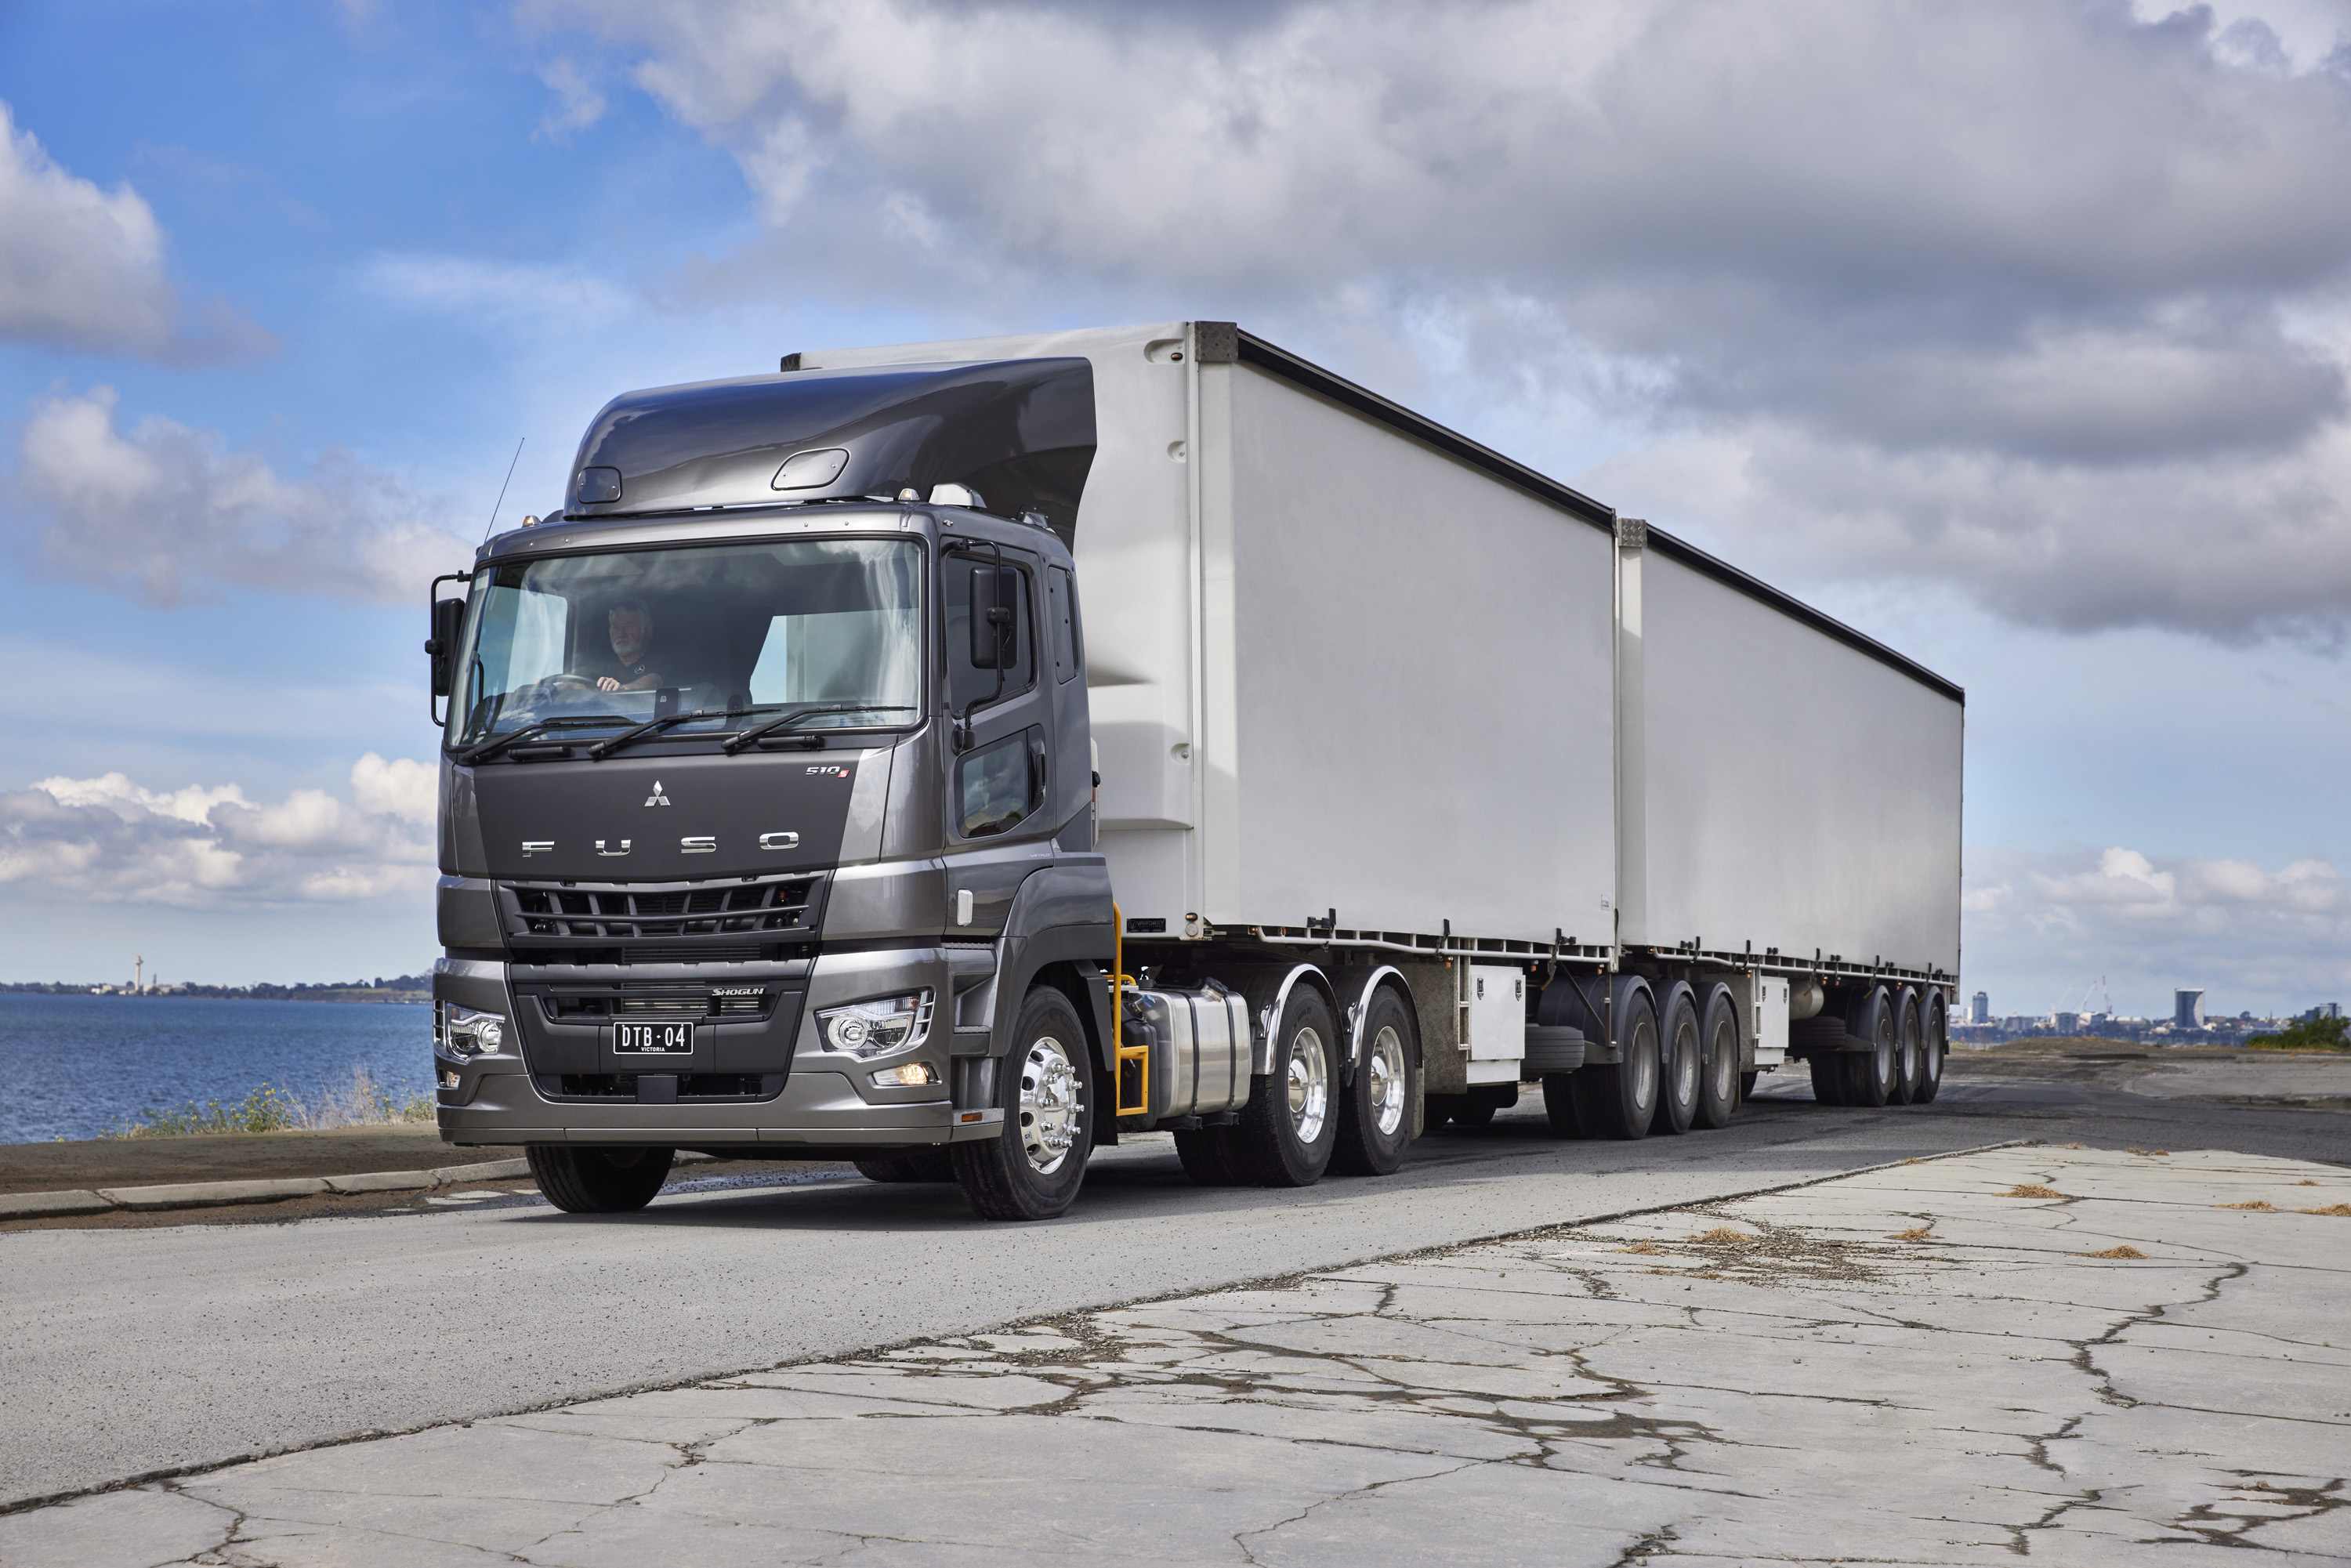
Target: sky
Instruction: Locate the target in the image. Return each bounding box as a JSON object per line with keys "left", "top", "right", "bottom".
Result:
{"left": 1, "top": 0, "right": 2349, "bottom": 1016}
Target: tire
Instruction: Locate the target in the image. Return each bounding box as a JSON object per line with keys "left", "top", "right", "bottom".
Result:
{"left": 1174, "top": 1128, "right": 1246, "bottom": 1186}
{"left": 1574, "top": 983, "right": 1660, "bottom": 1139}
{"left": 1891, "top": 987, "right": 1924, "bottom": 1106}
{"left": 1331, "top": 986, "right": 1418, "bottom": 1175}
{"left": 854, "top": 1150, "right": 956, "bottom": 1183}
{"left": 1914, "top": 992, "right": 1947, "bottom": 1105}
{"left": 951, "top": 986, "right": 1093, "bottom": 1220}
{"left": 527, "top": 1144, "right": 674, "bottom": 1214}
{"left": 1694, "top": 983, "right": 1741, "bottom": 1131}
{"left": 1838, "top": 986, "right": 1898, "bottom": 1108}
{"left": 1541, "top": 1073, "right": 1588, "bottom": 1137}
{"left": 1229, "top": 986, "right": 1341, "bottom": 1186}
{"left": 1808, "top": 1052, "right": 1846, "bottom": 1106}
{"left": 1654, "top": 983, "right": 1700, "bottom": 1135}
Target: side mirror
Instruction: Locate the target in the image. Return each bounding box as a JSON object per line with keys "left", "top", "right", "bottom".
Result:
{"left": 426, "top": 593, "right": 466, "bottom": 703}
{"left": 968, "top": 565, "right": 1017, "bottom": 669}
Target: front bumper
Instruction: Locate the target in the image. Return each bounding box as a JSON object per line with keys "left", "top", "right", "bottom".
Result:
{"left": 433, "top": 945, "right": 984, "bottom": 1150}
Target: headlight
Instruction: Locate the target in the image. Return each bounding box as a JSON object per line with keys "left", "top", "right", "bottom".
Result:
{"left": 869, "top": 1062, "right": 940, "bottom": 1088}
{"left": 438, "top": 1002, "right": 506, "bottom": 1059}
{"left": 817, "top": 990, "right": 933, "bottom": 1059}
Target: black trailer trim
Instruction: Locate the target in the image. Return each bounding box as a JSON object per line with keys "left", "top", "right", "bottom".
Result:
{"left": 1230, "top": 328, "right": 1965, "bottom": 706}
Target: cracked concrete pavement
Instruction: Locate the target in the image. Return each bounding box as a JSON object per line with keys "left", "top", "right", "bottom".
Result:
{"left": 5, "top": 1143, "right": 2345, "bottom": 1566}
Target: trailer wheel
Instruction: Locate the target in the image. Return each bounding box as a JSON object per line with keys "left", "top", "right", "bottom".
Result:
{"left": 1914, "top": 993, "right": 1947, "bottom": 1105}
{"left": 1230, "top": 987, "right": 1341, "bottom": 1186}
{"left": 1574, "top": 984, "right": 1660, "bottom": 1139}
{"left": 1331, "top": 987, "right": 1417, "bottom": 1175}
{"left": 1838, "top": 987, "right": 1898, "bottom": 1108}
{"left": 1656, "top": 983, "right": 1701, "bottom": 1135}
{"left": 1891, "top": 987, "right": 1924, "bottom": 1106}
{"left": 1174, "top": 1128, "right": 1245, "bottom": 1186}
{"left": 527, "top": 1144, "right": 674, "bottom": 1214}
{"left": 1807, "top": 1053, "right": 1845, "bottom": 1105}
{"left": 1541, "top": 1074, "right": 1588, "bottom": 1137}
{"left": 854, "top": 1150, "right": 955, "bottom": 1183}
{"left": 1694, "top": 984, "right": 1740, "bottom": 1130}
{"left": 951, "top": 986, "right": 1092, "bottom": 1220}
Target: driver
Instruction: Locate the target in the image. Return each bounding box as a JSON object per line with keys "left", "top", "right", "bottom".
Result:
{"left": 596, "top": 598, "right": 662, "bottom": 692}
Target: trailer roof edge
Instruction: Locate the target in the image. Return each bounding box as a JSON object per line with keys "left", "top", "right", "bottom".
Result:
{"left": 1230, "top": 327, "right": 1965, "bottom": 707}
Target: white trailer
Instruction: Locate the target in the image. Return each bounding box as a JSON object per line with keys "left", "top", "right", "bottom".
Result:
{"left": 800, "top": 320, "right": 1964, "bottom": 1131}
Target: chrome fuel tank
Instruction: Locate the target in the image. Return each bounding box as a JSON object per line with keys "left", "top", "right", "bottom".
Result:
{"left": 1122, "top": 985, "right": 1252, "bottom": 1121}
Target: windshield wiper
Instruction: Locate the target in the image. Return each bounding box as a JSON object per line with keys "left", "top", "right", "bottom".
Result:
{"left": 723, "top": 704, "right": 916, "bottom": 755}
{"left": 587, "top": 709, "right": 726, "bottom": 762}
{"left": 456, "top": 715, "right": 631, "bottom": 766}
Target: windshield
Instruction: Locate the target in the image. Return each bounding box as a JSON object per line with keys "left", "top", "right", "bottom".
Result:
{"left": 455, "top": 537, "right": 924, "bottom": 748}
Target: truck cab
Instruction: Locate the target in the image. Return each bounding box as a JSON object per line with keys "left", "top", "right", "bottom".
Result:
{"left": 432, "top": 360, "right": 1119, "bottom": 1219}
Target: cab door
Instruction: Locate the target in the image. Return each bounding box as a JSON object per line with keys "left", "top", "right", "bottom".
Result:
{"left": 940, "top": 545, "right": 1056, "bottom": 934}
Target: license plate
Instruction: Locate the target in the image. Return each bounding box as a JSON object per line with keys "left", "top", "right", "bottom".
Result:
{"left": 614, "top": 1021, "right": 694, "bottom": 1056}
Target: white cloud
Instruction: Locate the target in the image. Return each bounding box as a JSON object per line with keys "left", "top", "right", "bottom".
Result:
{"left": 361, "top": 252, "right": 632, "bottom": 324}
{"left": 0, "top": 755, "right": 437, "bottom": 907}
{"left": 5, "top": 385, "right": 473, "bottom": 606}
{"left": 536, "top": 57, "right": 609, "bottom": 141}
{"left": 0, "top": 100, "right": 266, "bottom": 360}
{"left": 537, "top": 0, "right": 2351, "bottom": 639}
{"left": 1965, "top": 842, "right": 2351, "bottom": 1014}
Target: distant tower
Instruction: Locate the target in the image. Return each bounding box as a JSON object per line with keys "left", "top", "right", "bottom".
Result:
{"left": 135, "top": 955, "right": 143, "bottom": 994}
{"left": 2175, "top": 989, "right": 2205, "bottom": 1028}
{"left": 1969, "top": 991, "right": 1989, "bottom": 1025}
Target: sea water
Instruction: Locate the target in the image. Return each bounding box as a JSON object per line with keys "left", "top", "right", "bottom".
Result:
{"left": 0, "top": 992, "right": 435, "bottom": 1145}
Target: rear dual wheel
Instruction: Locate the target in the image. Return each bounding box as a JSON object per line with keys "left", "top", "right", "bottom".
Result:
{"left": 1331, "top": 987, "right": 1416, "bottom": 1176}
{"left": 1914, "top": 991, "right": 1947, "bottom": 1104}
{"left": 1838, "top": 987, "right": 1900, "bottom": 1107}
{"left": 1180, "top": 987, "right": 1342, "bottom": 1188}
{"left": 1574, "top": 985, "right": 1661, "bottom": 1139}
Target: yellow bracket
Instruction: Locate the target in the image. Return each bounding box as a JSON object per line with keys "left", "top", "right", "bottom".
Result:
{"left": 1112, "top": 902, "right": 1148, "bottom": 1117}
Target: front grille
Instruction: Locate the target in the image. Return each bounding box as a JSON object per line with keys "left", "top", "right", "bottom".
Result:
{"left": 498, "top": 873, "right": 824, "bottom": 965}
{"left": 542, "top": 990, "right": 775, "bottom": 1021}
{"left": 509, "top": 878, "right": 817, "bottom": 939}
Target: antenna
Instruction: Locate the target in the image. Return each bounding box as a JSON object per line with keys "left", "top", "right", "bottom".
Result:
{"left": 483, "top": 437, "right": 526, "bottom": 540}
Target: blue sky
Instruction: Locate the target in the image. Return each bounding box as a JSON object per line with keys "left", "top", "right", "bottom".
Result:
{"left": 2, "top": 0, "right": 2349, "bottom": 1016}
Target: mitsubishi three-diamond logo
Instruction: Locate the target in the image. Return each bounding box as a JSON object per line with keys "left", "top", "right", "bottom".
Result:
{"left": 644, "top": 780, "right": 672, "bottom": 806}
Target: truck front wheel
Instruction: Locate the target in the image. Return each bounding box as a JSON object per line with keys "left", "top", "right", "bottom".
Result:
{"left": 1331, "top": 987, "right": 1417, "bottom": 1175}
{"left": 951, "top": 986, "right": 1094, "bottom": 1220}
{"left": 1230, "top": 987, "right": 1341, "bottom": 1186}
{"left": 527, "top": 1145, "right": 674, "bottom": 1214}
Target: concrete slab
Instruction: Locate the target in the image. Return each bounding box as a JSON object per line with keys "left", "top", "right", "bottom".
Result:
{"left": 4, "top": 1143, "right": 2342, "bottom": 1565}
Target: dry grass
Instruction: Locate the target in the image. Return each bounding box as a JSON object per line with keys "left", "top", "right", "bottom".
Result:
{"left": 1889, "top": 1225, "right": 1934, "bottom": 1241}
{"left": 2297, "top": 1203, "right": 2351, "bottom": 1217}
{"left": 2297, "top": 1179, "right": 2320, "bottom": 1186}
{"left": 110, "top": 1065, "right": 433, "bottom": 1139}
{"left": 2001, "top": 1184, "right": 2066, "bottom": 1199}
{"left": 2075, "top": 1244, "right": 2150, "bottom": 1260}
{"left": 1617, "top": 1241, "right": 1666, "bottom": 1255}
{"left": 1688, "top": 1226, "right": 1760, "bottom": 1244}
{"left": 2215, "top": 1200, "right": 2278, "bottom": 1211}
